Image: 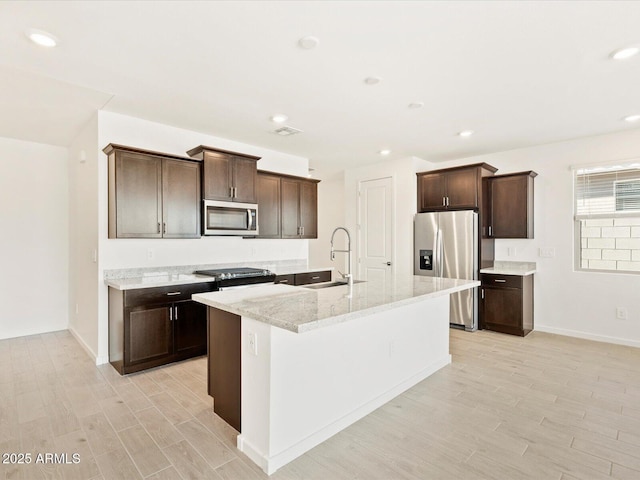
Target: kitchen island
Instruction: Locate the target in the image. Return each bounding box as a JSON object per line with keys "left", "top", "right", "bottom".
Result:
{"left": 193, "top": 275, "right": 479, "bottom": 475}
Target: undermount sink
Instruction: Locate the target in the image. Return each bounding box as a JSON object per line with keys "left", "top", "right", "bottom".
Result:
{"left": 303, "top": 280, "right": 366, "bottom": 289}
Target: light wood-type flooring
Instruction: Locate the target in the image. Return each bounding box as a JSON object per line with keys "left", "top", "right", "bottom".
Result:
{"left": 1, "top": 328, "right": 640, "bottom": 480}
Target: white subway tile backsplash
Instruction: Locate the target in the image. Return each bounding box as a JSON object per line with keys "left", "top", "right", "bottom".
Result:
{"left": 585, "top": 219, "right": 615, "bottom": 227}
{"left": 632, "top": 250, "right": 640, "bottom": 262}
{"left": 602, "top": 249, "right": 631, "bottom": 261}
{"left": 616, "top": 238, "right": 640, "bottom": 249}
{"left": 632, "top": 226, "right": 640, "bottom": 238}
{"left": 581, "top": 249, "right": 602, "bottom": 260}
{"left": 587, "top": 238, "right": 615, "bottom": 249}
{"left": 581, "top": 227, "right": 601, "bottom": 238}
{"left": 601, "top": 226, "right": 631, "bottom": 238}
{"left": 587, "top": 260, "right": 617, "bottom": 270}
{"left": 616, "top": 261, "right": 640, "bottom": 272}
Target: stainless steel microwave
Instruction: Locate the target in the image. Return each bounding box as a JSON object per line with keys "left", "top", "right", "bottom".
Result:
{"left": 203, "top": 200, "right": 258, "bottom": 236}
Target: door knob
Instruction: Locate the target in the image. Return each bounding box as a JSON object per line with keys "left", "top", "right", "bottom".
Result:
{"left": 385, "top": 262, "right": 392, "bottom": 266}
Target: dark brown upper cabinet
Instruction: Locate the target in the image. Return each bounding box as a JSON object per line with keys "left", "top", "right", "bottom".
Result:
{"left": 486, "top": 171, "right": 537, "bottom": 239}
{"left": 105, "top": 144, "right": 201, "bottom": 239}
{"left": 256, "top": 172, "right": 281, "bottom": 238}
{"left": 256, "top": 171, "right": 319, "bottom": 239}
{"left": 186, "top": 146, "right": 260, "bottom": 204}
{"left": 417, "top": 163, "right": 497, "bottom": 212}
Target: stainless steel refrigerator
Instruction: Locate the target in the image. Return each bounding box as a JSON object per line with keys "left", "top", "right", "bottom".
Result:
{"left": 414, "top": 210, "right": 478, "bottom": 331}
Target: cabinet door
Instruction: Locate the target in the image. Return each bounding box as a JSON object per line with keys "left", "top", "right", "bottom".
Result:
{"left": 445, "top": 168, "right": 478, "bottom": 208}
{"left": 125, "top": 305, "right": 172, "bottom": 366}
{"left": 162, "top": 159, "right": 201, "bottom": 238}
{"left": 299, "top": 180, "right": 318, "bottom": 238}
{"left": 174, "top": 300, "right": 207, "bottom": 358}
{"left": 232, "top": 157, "right": 257, "bottom": 203}
{"left": 418, "top": 173, "right": 446, "bottom": 211}
{"left": 115, "top": 151, "right": 162, "bottom": 238}
{"left": 256, "top": 173, "right": 281, "bottom": 238}
{"left": 482, "top": 287, "right": 522, "bottom": 332}
{"left": 203, "top": 152, "right": 233, "bottom": 201}
{"left": 491, "top": 175, "right": 532, "bottom": 238}
{"left": 281, "top": 178, "right": 301, "bottom": 238}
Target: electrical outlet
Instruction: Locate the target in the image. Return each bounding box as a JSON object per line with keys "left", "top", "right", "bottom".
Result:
{"left": 616, "top": 307, "right": 628, "bottom": 320}
{"left": 147, "top": 248, "right": 154, "bottom": 260}
{"left": 248, "top": 332, "right": 258, "bottom": 355}
{"left": 508, "top": 247, "right": 517, "bottom": 257}
{"left": 539, "top": 248, "right": 556, "bottom": 258}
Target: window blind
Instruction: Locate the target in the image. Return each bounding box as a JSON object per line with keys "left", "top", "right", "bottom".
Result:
{"left": 574, "top": 162, "right": 640, "bottom": 218}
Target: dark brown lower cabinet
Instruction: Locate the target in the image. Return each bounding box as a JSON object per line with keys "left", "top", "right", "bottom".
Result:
{"left": 109, "top": 282, "right": 215, "bottom": 375}
{"left": 274, "top": 270, "right": 331, "bottom": 286}
{"left": 208, "top": 307, "right": 241, "bottom": 432}
{"left": 480, "top": 273, "right": 533, "bottom": 336}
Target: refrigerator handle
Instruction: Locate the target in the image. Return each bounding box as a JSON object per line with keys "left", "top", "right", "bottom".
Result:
{"left": 436, "top": 229, "right": 444, "bottom": 277}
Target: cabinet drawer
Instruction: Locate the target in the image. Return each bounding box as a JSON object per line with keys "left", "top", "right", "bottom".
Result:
{"left": 274, "top": 274, "right": 295, "bottom": 285}
{"left": 480, "top": 273, "right": 522, "bottom": 289}
{"left": 124, "top": 282, "right": 217, "bottom": 307}
{"left": 294, "top": 271, "right": 331, "bottom": 285}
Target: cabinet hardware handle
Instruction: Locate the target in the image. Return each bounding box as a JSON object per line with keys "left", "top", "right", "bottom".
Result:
{"left": 301, "top": 226, "right": 305, "bottom": 236}
{"left": 494, "top": 279, "right": 506, "bottom": 283}
{"left": 442, "top": 197, "right": 446, "bottom": 207}
{"left": 488, "top": 226, "right": 492, "bottom": 237}
{"left": 446, "top": 196, "right": 450, "bottom": 207}
{"left": 481, "top": 289, "right": 485, "bottom": 299}
{"left": 169, "top": 308, "right": 173, "bottom": 321}
{"left": 230, "top": 186, "right": 234, "bottom": 198}
{"left": 163, "top": 222, "right": 166, "bottom": 234}
{"left": 280, "top": 279, "right": 288, "bottom": 283}
{"left": 157, "top": 223, "right": 161, "bottom": 234}
{"left": 312, "top": 276, "right": 320, "bottom": 280}
{"left": 166, "top": 291, "right": 182, "bottom": 296}
{"left": 174, "top": 306, "right": 178, "bottom": 320}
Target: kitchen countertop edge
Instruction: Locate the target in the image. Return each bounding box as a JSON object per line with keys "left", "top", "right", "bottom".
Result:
{"left": 192, "top": 279, "right": 480, "bottom": 334}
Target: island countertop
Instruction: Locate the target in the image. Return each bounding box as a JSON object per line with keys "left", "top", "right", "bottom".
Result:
{"left": 192, "top": 275, "right": 479, "bottom": 333}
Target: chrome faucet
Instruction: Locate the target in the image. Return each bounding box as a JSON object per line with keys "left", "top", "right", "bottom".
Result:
{"left": 330, "top": 226, "right": 353, "bottom": 287}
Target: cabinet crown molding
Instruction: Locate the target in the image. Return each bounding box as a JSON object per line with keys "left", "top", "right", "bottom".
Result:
{"left": 416, "top": 162, "right": 498, "bottom": 177}
{"left": 102, "top": 143, "right": 199, "bottom": 162}
{"left": 186, "top": 145, "right": 261, "bottom": 162}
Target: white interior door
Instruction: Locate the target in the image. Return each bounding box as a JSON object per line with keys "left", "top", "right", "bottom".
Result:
{"left": 358, "top": 177, "right": 393, "bottom": 282}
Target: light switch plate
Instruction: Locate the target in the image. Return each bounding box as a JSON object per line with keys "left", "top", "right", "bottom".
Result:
{"left": 539, "top": 247, "right": 555, "bottom": 258}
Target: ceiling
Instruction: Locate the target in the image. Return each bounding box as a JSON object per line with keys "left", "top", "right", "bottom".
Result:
{"left": 1, "top": 1, "right": 640, "bottom": 176}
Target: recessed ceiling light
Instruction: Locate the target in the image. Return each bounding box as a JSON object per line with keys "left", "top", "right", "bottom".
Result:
{"left": 25, "top": 29, "right": 58, "bottom": 47}
{"left": 364, "top": 76, "right": 382, "bottom": 85}
{"left": 270, "top": 114, "right": 288, "bottom": 123}
{"left": 408, "top": 102, "right": 424, "bottom": 109}
{"left": 611, "top": 46, "right": 639, "bottom": 60}
{"left": 379, "top": 149, "right": 391, "bottom": 156}
{"left": 458, "top": 130, "right": 475, "bottom": 137}
{"left": 298, "top": 36, "right": 319, "bottom": 50}
{"left": 624, "top": 114, "right": 640, "bottom": 122}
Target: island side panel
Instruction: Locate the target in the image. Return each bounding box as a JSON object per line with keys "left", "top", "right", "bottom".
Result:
{"left": 208, "top": 307, "right": 241, "bottom": 432}
{"left": 239, "top": 294, "right": 450, "bottom": 475}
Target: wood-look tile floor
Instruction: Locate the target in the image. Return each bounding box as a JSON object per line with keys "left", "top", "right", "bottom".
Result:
{"left": 1, "top": 329, "right": 639, "bottom": 480}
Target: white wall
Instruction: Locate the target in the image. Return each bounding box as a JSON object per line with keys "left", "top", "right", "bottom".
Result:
{"left": 426, "top": 128, "right": 640, "bottom": 347}
{"left": 309, "top": 172, "right": 346, "bottom": 278}
{"left": 0, "top": 137, "right": 69, "bottom": 340}
{"left": 85, "top": 111, "right": 311, "bottom": 362}
{"left": 68, "top": 115, "right": 101, "bottom": 359}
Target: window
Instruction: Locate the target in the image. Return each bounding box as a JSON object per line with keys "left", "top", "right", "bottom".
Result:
{"left": 574, "top": 162, "right": 640, "bottom": 273}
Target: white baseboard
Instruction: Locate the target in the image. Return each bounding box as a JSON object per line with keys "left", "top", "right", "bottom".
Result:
{"left": 535, "top": 325, "right": 640, "bottom": 349}
{"left": 239, "top": 354, "right": 452, "bottom": 476}
{"left": 68, "top": 326, "right": 107, "bottom": 365}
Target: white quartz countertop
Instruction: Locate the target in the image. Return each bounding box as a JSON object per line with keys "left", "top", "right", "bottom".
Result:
{"left": 105, "top": 273, "right": 218, "bottom": 290}
{"left": 480, "top": 261, "right": 537, "bottom": 276}
{"left": 270, "top": 266, "right": 334, "bottom": 276}
{"left": 105, "top": 266, "right": 335, "bottom": 290}
{"left": 192, "top": 275, "right": 479, "bottom": 333}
